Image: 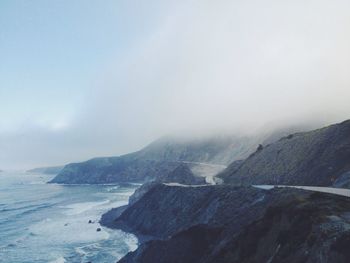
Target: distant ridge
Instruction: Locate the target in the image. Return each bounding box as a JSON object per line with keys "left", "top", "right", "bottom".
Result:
{"left": 49, "top": 134, "right": 260, "bottom": 184}
{"left": 49, "top": 129, "right": 298, "bottom": 184}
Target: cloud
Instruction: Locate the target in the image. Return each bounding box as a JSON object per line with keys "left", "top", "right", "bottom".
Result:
{"left": 2, "top": 0, "right": 350, "bottom": 169}
{"left": 88, "top": 0, "right": 350, "bottom": 133}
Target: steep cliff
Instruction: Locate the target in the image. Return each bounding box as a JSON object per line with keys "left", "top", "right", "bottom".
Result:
{"left": 118, "top": 187, "right": 350, "bottom": 263}
{"left": 103, "top": 184, "right": 276, "bottom": 239}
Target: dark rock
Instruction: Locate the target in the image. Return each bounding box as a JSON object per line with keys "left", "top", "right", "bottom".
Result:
{"left": 96, "top": 228, "right": 101, "bottom": 232}
{"left": 100, "top": 205, "right": 129, "bottom": 229}
{"left": 106, "top": 184, "right": 276, "bottom": 239}
{"left": 119, "top": 189, "right": 350, "bottom": 263}
{"left": 120, "top": 225, "right": 223, "bottom": 263}
{"left": 128, "top": 182, "right": 159, "bottom": 206}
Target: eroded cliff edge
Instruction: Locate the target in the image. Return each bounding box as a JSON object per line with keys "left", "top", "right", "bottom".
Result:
{"left": 103, "top": 184, "right": 350, "bottom": 263}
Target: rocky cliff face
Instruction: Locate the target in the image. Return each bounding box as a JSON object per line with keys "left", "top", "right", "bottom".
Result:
{"left": 219, "top": 120, "right": 350, "bottom": 187}
{"left": 117, "top": 186, "right": 350, "bottom": 263}
{"left": 212, "top": 192, "right": 350, "bottom": 263}
{"left": 107, "top": 184, "right": 269, "bottom": 240}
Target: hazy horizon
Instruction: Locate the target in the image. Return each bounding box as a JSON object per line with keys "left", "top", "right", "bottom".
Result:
{"left": 1, "top": 0, "right": 350, "bottom": 169}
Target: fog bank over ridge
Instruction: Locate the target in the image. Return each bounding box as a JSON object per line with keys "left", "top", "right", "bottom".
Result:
{"left": 1, "top": 0, "right": 350, "bottom": 169}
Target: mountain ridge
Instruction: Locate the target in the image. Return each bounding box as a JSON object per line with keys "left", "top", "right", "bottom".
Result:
{"left": 50, "top": 125, "right": 310, "bottom": 184}
{"left": 219, "top": 119, "right": 350, "bottom": 187}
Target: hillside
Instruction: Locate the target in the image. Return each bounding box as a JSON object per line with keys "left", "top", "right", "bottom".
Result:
{"left": 50, "top": 135, "right": 258, "bottom": 184}
{"left": 219, "top": 120, "right": 350, "bottom": 187}
{"left": 49, "top": 158, "right": 180, "bottom": 184}
{"left": 50, "top": 126, "right": 307, "bottom": 184}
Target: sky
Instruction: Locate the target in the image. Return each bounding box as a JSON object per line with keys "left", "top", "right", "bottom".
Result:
{"left": 1, "top": 0, "right": 350, "bottom": 169}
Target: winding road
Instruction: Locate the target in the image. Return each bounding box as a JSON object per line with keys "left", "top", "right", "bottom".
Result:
{"left": 254, "top": 185, "right": 350, "bottom": 197}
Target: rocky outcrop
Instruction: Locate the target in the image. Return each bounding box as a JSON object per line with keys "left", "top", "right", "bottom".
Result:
{"left": 219, "top": 120, "right": 350, "bottom": 187}
{"left": 118, "top": 187, "right": 350, "bottom": 263}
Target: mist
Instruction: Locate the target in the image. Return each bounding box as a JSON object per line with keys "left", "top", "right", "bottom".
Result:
{"left": 1, "top": 0, "right": 350, "bottom": 169}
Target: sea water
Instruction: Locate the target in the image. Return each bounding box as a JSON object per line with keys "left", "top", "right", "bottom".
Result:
{"left": 0, "top": 171, "right": 138, "bottom": 263}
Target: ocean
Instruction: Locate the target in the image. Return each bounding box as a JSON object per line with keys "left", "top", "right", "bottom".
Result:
{"left": 0, "top": 171, "right": 139, "bottom": 263}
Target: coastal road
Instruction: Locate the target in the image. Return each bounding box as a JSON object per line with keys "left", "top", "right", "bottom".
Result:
{"left": 254, "top": 185, "right": 350, "bottom": 197}
{"left": 164, "top": 183, "right": 350, "bottom": 198}
{"left": 179, "top": 161, "right": 227, "bottom": 185}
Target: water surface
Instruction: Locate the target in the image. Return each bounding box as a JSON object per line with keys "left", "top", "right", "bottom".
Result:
{"left": 0, "top": 171, "right": 138, "bottom": 263}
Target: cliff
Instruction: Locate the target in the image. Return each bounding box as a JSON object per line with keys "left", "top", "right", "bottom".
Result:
{"left": 117, "top": 186, "right": 350, "bottom": 263}
{"left": 102, "top": 184, "right": 275, "bottom": 239}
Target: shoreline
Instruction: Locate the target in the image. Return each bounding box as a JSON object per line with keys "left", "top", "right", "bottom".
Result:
{"left": 100, "top": 204, "right": 156, "bottom": 245}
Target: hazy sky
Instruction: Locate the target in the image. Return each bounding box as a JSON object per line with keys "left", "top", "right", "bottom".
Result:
{"left": 1, "top": 0, "right": 350, "bottom": 169}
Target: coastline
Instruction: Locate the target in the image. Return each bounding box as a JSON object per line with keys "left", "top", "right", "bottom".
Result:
{"left": 100, "top": 201, "right": 156, "bottom": 245}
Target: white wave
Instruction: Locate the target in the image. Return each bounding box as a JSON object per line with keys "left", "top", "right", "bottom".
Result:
{"left": 28, "top": 180, "right": 47, "bottom": 185}
{"left": 29, "top": 216, "right": 110, "bottom": 243}
{"left": 27, "top": 196, "right": 134, "bottom": 245}
{"left": 115, "top": 189, "right": 137, "bottom": 197}
{"left": 49, "top": 257, "right": 66, "bottom": 263}
{"left": 106, "top": 185, "right": 120, "bottom": 192}
{"left": 97, "top": 200, "right": 128, "bottom": 212}
{"left": 123, "top": 232, "right": 138, "bottom": 252}
{"left": 61, "top": 200, "right": 110, "bottom": 215}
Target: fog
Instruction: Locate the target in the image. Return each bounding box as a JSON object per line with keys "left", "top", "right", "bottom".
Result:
{"left": 1, "top": 0, "right": 350, "bottom": 169}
